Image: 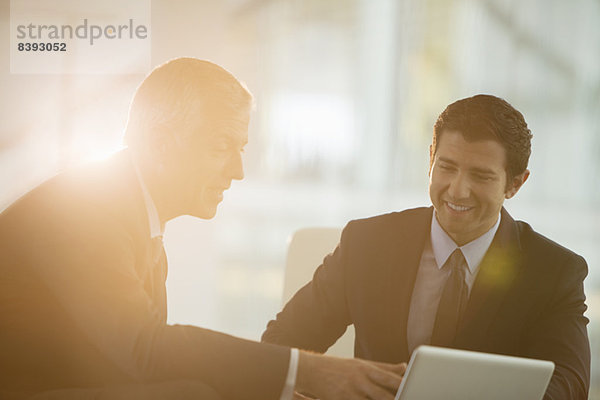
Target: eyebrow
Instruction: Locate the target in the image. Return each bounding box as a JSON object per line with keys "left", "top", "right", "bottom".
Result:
{"left": 437, "top": 156, "right": 498, "bottom": 175}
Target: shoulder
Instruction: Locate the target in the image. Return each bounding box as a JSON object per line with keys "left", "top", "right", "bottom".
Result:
{"left": 516, "top": 220, "right": 585, "bottom": 262}
{"left": 515, "top": 219, "right": 587, "bottom": 274}
{"left": 345, "top": 206, "right": 432, "bottom": 231}
{"left": 0, "top": 151, "right": 144, "bottom": 238}
{"left": 340, "top": 206, "right": 432, "bottom": 245}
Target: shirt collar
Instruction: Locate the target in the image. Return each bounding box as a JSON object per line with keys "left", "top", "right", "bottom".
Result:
{"left": 430, "top": 211, "right": 501, "bottom": 274}
{"left": 132, "top": 158, "right": 163, "bottom": 239}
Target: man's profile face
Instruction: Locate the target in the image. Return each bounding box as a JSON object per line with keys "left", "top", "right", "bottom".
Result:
{"left": 428, "top": 130, "right": 526, "bottom": 245}
{"left": 165, "top": 107, "right": 249, "bottom": 219}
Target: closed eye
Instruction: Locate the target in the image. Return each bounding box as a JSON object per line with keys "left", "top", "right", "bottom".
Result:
{"left": 474, "top": 174, "right": 494, "bottom": 181}
{"left": 438, "top": 163, "right": 455, "bottom": 171}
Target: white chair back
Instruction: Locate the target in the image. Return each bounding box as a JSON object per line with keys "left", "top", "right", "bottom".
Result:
{"left": 283, "top": 227, "right": 355, "bottom": 358}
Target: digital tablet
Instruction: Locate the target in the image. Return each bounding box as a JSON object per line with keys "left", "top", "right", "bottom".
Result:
{"left": 395, "top": 345, "right": 554, "bottom": 400}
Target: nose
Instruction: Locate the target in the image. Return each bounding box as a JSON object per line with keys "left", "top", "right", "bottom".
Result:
{"left": 229, "top": 151, "right": 244, "bottom": 181}
{"left": 447, "top": 172, "right": 470, "bottom": 200}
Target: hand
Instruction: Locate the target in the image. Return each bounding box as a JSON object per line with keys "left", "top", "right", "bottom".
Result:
{"left": 296, "top": 350, "right": 407, "bottom": 400}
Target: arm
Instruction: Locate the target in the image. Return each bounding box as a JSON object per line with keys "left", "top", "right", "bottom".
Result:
{"left": 12, "top": 203, "right": 403, "bottom": 400}
{"left": 15, "top": 205, "right": 290, "bottom": 400}
{"left": 262, "top": 222, "right": 356, "bottom": 352}
{"left": 523, "top": 253, "right": 590, "bottom": 400}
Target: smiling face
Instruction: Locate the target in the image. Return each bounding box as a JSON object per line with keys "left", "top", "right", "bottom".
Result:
{"left": 163, "top": 107, "right": 250, "bottom": 220}
{"left": 429, "top": 130, "right": 529, "bottom": 245}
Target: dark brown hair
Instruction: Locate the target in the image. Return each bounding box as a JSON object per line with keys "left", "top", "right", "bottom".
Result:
{"left": 432, "top": 94, "right": 533, "bottom": 179}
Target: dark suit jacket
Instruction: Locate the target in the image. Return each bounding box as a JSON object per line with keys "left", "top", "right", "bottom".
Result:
{"left": 0, "top": 150, "right": 289, "bottom": 400}
{"left": 262, "top": 207, "right": 590, "bottom": 400}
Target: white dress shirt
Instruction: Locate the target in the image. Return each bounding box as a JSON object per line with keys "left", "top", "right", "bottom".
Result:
{"left": 133, "top": 160, "right": 298, "bottom": 400}
{"left": 406, "top": 211, "right": 501, "bottom": 355}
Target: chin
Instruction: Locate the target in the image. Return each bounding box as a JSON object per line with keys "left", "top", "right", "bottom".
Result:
{"left": 189, "top": 204, "right": 218, "bottom": 220}
{"left": 197, "top": 210, "right": 218, "bottom": 220}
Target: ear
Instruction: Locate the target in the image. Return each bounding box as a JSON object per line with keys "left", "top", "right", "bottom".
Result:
{"left": 428, "top": 145, "right": 434, "bottom": 176}
{"left": 505, "top": 169, "right": 530, "bottom": 199}
{"left": 147, "top": 128, "right": 174, "bottom": 159}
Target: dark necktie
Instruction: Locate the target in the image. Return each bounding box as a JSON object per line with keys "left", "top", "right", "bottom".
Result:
{"left": 431, "top": 248, "right": 468, "bottom": 346}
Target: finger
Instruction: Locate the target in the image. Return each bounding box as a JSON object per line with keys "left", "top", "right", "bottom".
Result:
{"left": 359, "top": 379, "right": 398, "bottom": 400}
{"left": 369, "top": 360, "right": 408, "bottom": 376}
{"left": 293, "top": 392, "right": 315, "bottom": 400}
{"left": 365, "top": 366, "right": 403, "bottom": 393}
{"left": 396, "top": 362, "right": 408, "bottom": 376}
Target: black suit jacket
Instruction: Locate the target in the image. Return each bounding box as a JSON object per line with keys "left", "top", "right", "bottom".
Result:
{"left": 0, "top": 150, "right": 289, "bottom": 400}
{"left": 262, "top": 207, "right": 590, "bottom": 400}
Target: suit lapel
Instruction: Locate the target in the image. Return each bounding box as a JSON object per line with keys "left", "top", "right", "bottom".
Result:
{"left": 454, "top": 208, "right": 522, "bottom": 349}
{"left": 387, "top": 207, "right": 433, "bottom": 362}
{"left": 109, "top": 152, "right": 169, "bottom": 321}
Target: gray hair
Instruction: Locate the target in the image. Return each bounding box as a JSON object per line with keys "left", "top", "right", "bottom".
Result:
{"left": 124, "top": 57, "right": 252, "bottom": 149}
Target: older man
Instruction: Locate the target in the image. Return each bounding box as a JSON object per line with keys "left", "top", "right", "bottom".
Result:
{"left": 0, "top": 58, "right": 404, "bottom": 400}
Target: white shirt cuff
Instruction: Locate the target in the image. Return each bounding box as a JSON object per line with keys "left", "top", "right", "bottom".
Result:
{"left": 279, "top": 348, "right": 299, "bottom": 400}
